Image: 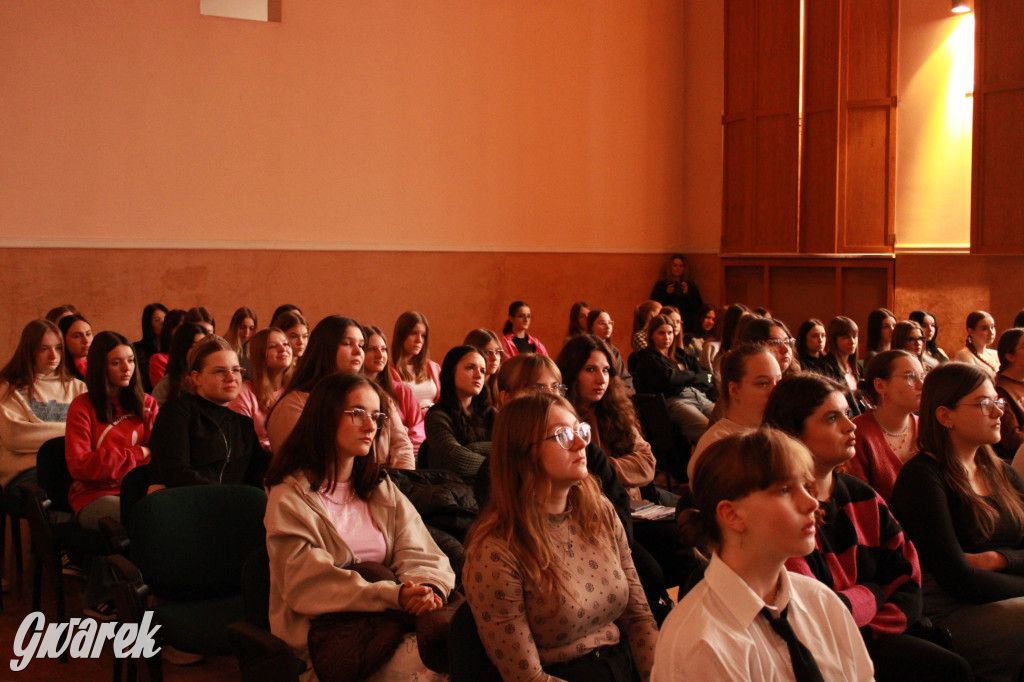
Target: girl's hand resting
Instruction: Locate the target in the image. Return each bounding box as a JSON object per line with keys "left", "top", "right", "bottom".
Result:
{"left": 399, "top": 582, "right": 443, "bottom": 615}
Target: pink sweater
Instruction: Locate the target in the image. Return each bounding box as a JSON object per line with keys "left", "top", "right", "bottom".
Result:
{"left": 65, "top": 393, "right": 157, "bottom": 514}
{"left": 229, "top": 383, "right": 284, "bottom": 451}
{"left": 848, "top": 410, "right": 918, "bottom": 503}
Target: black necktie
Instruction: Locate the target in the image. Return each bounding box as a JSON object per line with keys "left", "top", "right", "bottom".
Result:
{"left": 760, "top": 606, "right": 826, "bottom": 682}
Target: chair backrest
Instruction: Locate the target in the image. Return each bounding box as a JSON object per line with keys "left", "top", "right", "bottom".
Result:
{"left": 241, "top": 546, "right": 271, "bottom": 632}
{"left": 36, "top": 437, "right": 72, "bottom": 514}
{"left": 130, "top": 484, "right": 268, "bottom": 602}
{"left": 119, "top": 464, "right": 151, "bottom": 526}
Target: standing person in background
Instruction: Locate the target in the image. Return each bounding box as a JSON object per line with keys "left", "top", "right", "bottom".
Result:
{"left": 149, "top": 308, "right": 186, "bottom": 388}
{"left": 910, "top": 310, "right": 950, "bottom": 369}
{"left": 391, "top": 311, "right": 442, "bottom": 410}
{"left": 463, "top": 328, "right": 504, "bottom": 407}
{"left": 229, "top": 327, "right": 292, "bottom": 452}
{"left": 564, "top": 301, "right": 590, "bottom": 345}
{"left": 650, "top": 253, "right": 704, "bottom": 333}
{"left": 865, "top": 308, "right": 897, "bottom": 365}
{"left": 0, "top": 319, "right": 86, "bottom": 488}
{"left": 362, "top": 324, "right": 425, "bottom": 455}
{"left": 587, "top": 309, "right": 634, "bottom": 394}
{"left": 133, "top": 303, "right": 167, "bottom": 393}
{"left": 58, "top": 314, "right": 93, "bottom": 381}
{"left": 501, "top": 301, "right": 549, "bottom": 358}
{"left": 224, "top": 306, "right": 258, "bottom": 376}
{"left": 955, "top": 311, "right": 1000, "bottom": 378}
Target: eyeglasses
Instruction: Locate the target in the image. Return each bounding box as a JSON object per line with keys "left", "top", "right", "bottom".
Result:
{"left": 893, "top": 371, "right": 924, "bottom": 386}
{"left": 342, "top": 408, "right": 389, "bottom": 429}
{"left": 764, "top": 338, "right": 795, "bottom": 349}
{"left": 954, "top": 397, "right": 1007, "bottom": 416}
{"left": 532, "top": 383, "right": 567, "bottom": 397}
{"left": 544, "top": 422, "right": 592, "bottom": 449}
{"left": 203, "top": 367, "right": 243, "bottom": 380}
{"left": 481, "top": 349, "right": 505, "bottom": 358}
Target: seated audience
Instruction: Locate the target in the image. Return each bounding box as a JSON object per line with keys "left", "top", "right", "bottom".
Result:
{"left": 363, "top": 324, "right": 425, "bottom": 454}
{"left": 224, "top": 306, "right": 258, "bottom": 374}
{"left": 763, "top": 373, "right": 971, "bottom": 681}
{"left": 273, "top": 309, "right": 310, "bottom": 363}
{"left": 630, "top": 299, "right": 662, "bottom": 355}
{"left": 150, "top": 322, "right": 209, "bottom": 406}
{"left": 391, "top": 311, "right": 442, "bottom": 410}
{"left": 423, "top": 345, "right": 494, "bottom": 479}
{"left": 463, "top": 392, "right": 658, "bottom": 681}
{"left": 149, "top": 336, "right": 267, "bottom": 487}
{"left": 690, "top": 344, "right": 781, "bottom": 481}
{"left": 586, "top": 309, "right": 633, "bottom": 394}
{"left": 996, "top": 328, "right": 1024, "bottom": 462}
{"left": 45, "top": 304, "right": 79, "bottom": 324}
{"left": 699, "top": 302, "right": 749, "bottom": 374}
{"left": 891, "top": 362, "right": 1024, "bottom": 682}
{"left": 58, "top": 313, "right": 93, "bottom": 381}
{"left": 133, "top": 302, "right": 167, "bottom": 393}
{"left": 264, "top": 373, "right": 454, "bottom": 681}
{"left": 148, "top": 308, "right": 186, "bottom": 388}
{"left": 653, "top": 429, "right": 873, "bottom": 681}
{"left": 183, "top": 306, "right": 215, "bottom": 335}
{"left": 501, "top": 301, "right": 549, "bottom": 358}
{"left": 909, "top": 309, "right": 950, "bottom": 369}
{"left": 267, "top": 315, "right": 414, "bottom": 469}
{"left": 796, "top": 317, "right": 827, "bottom": 373}
{"left": 228, "top": 327, "right": 292, "bottom": 451}
{"left": 954, "top": 310, "right": 1000, "bottom": 377}
{"left": 462, "top": 328, "right": 504, "bottom": 407}
{"left": 733, "top": 315, "right": 800, "bottom": 377}
{"left": 891, "top": 320, "right": 929, "bottom": 374}
{"left": 563, "top": 301, "right": 590, "bottom": 345}
{"left": 847, "top": 350, "right": 924, "bottom": 502}
{"left": 865, "top": 308, "right": 897, "bottom": 364}
{"left": 633, "top": 314, "right": 715, "bottom": 445}
{"left": 683, "top": 304, "right": 717, "bottom": 361}
{"left": 0, "top": 319, "right": 86, "bottom": 487}
{"left": 814, "top": 315, "right": 865, "bottom": 417}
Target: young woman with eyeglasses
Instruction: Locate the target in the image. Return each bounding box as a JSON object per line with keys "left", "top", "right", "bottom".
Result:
{"left": 228, "top": 328, "right": 292, "bottom": 452}
{"left": 909, "top": 310, "right": 950, "bottom": 369}
{"left": 362, "top": 325, "right": 425, "bottom": 455}
{"left": 149, "top": 336, "right": 267, "bottom": 488}
{"left": 733, "top": 316, "right": 800, "bottom": 377}
{"left": 846, "top": 350, "right": 924, "bottom": 503}
{"left": 763, "top": 375, "right": 968, "bottom": 682}
{"left": 463, "top": 328, "right": 504, "bottom": 407}
{"left": 954, "top": 311, "right": 1000, "bottom": 378}
{"left": 0, "top": 319, "right": 87, "bottom": 488}
{"left": 462, "top": 392, "right": 658, "bottom": 682}
{"left": 653, "top": 429, "right": 872, "bottom": 681}
{"left": 391, "top": 311, "right": 442, "bottom": 410}
{"left": 891, "top": 320, "right": 930, "bottom": 373}
{"left": 994, "top": 328, "right": 1024, "bottom": 463}
{"left": 267, "top": 315, "right": 414, "bottom": 470}
{"left": 633, "top": 314, "right": 715, "bottom": 445}
{"left": 892, "top": 362, "right": 1024, "bottom": 682}
{"left": 264, "top": 373, "right": 454, "bottom": 682}
{"left": 501, "top": 301, "right": 549, "bottom": 358}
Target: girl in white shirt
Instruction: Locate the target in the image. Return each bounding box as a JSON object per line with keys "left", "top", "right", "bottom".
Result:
{"left": 653, "top": 428, "right": 873, "bottom": 682}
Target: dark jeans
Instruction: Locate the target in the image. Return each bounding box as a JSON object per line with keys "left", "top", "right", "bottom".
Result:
{"left": 544, "top": 640, "right": 639, "bottom": 682}
{"left": 868, "top": 632, "right": 974, "bottom": 682}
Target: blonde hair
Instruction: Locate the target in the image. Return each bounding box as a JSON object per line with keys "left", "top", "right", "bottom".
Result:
{"left": 465, "top": 393, "right": 609, "bottom": 612}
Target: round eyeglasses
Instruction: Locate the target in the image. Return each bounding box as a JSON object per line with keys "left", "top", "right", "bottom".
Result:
{"left": 342, "top": 408, "right": 389, "bottom": 429}
{"left": 532, "top": 383, "right": 568, "bottom": 397}
{"left": 544, "top": 422, "right": 592, "bottom": 449}
{"left": 954, "top": 397, "right": 1007, "bottom": 416}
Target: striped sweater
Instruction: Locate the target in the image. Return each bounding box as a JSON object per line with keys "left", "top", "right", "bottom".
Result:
{"left": 786, "top": 472, "right": 922, "bottom": 641}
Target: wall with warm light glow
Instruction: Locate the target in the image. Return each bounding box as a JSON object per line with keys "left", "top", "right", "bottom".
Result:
{"left": 895, "top": 0, "right": 975, "bottom": 250}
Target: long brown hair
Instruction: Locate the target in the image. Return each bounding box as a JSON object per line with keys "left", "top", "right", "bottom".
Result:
{"left": 391, "top": 311, "right": 432, "bottom": 382}
{"left": 85, "top": 331, "right": 146, "bottom": 423}
{"left": 246, "top": 328, "right": 292, "bottom": 415}
{"left": 919, "top": 362, "right": 1024, "bottom": 540}
{"left": 1, "top": 319, "right": 73, "bottom": 401}
{"left": 265, "top": 373, "right": 386, "bottom": 501}
{"left": 557, "top": 335, "right": 638, "bottom": 457}
{"left": 224, "top": 306, "right": 258, "bottom": 353}
{"left": 465, "top": 393, "right": 609, "bottom": 611}
{"left": 826, "top": 315, "right": 861, "bottom": 379}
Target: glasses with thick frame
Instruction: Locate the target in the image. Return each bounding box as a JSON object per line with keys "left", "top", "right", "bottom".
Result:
{"left": 342, "top": 408, "right": 390, "bottom": 429}
{"left": 544, "top": 422, "right": 592, "bottom": 449}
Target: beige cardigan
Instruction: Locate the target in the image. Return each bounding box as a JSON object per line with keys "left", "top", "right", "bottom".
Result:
{"left": 265, "top": 472, "right": 455, "bottom": 681}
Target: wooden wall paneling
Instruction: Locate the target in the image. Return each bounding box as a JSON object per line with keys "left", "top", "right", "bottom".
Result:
{"left": 971, "top": 1, "right": 1024, "bottom": 254}
{"left": 838, "top": 0, "right": 898, "bottom": 253}
{"left": 723, "top": 0, "right": 757, "bottom": 253}
{"left": 769, "top": 266, "right": 836, "bottom": 329}
{"left": 800, "top": 0, "right": 841, "bottom": 254}
{"left": 723, "top": 264, "right": 766, "bottom": 307}
{"left": 840, "top": 263, "right": 893, "bottom": 342}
